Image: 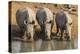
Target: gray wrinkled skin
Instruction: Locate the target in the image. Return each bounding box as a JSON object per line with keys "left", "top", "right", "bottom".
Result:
{"left": 16, "top": 8, "right": 28, "bottom": 34}
{"left": 16, "top": 8, "right": 41, "bottom": 41}
{"left": 36, "top": 7, "right": 53, "bottom": 40}
{"left": 55, "top": 11, "right": 67, "bottom": 29}
{"left": 36, "top": 8, "right": 47, "bottom": 25}
{"left": 55, "top": 10, "right": 72, "bottom": 40}
{"left": 16, "top": 8, "right": 36, "bottom": 41}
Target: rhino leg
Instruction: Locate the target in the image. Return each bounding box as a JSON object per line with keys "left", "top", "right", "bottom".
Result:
{"left": 59, "top": 27, "right": 65, "bottom": 40}
{"left": 27, "top": 24, "right": 34, "bottom": 42}
{"left": 66, "top": 25, "right": 72, "bottom": 41}
{"left": 56, "top": 25, "right": 59, "bottom": 36}
{"left": 45, "top": 24, "right": 51, "bottom": 40}
{"left": 22, "top": 31, "right": 27, "bottom": 41}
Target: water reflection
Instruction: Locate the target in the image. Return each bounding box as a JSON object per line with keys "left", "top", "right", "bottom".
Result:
{"left": 12, "top": 41, "right": 21, "bottom": 53}
{"left": 40, "top": 41, "right": 54, "bottom": 51}
{"left": 11, "top": 39, "right": 77, "bottom": 53}
{"left": 20, "top": 39, "right": 42, "bottom": 52}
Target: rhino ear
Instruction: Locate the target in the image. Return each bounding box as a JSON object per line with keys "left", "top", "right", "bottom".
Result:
{"left": 49, "top": 20, "right": 52, "bottom": 23}
{"left": 53, "top": 12, "right": 56, "bottom": 15}
{"left": 69, "top": 23, "right": 72, "bottom": 25}
{"left": 32, "top": 20, "right": 35, "bottom": 24}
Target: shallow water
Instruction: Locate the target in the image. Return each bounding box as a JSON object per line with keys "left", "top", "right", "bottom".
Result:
{"left": 11, "top": 38, "right": 77, "bottom": 53}
{"left": 10, "top": 25, "right": 78, "bottom": 53}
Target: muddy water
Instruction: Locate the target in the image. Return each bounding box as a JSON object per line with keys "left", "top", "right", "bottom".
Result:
{"left": 11, "top": 39, "right": 77, "bottom": 53}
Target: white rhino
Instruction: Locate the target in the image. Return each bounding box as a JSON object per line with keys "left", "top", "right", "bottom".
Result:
{"left": 16, "top": 7, "right": 40, "bottom": 41}
{"left": 36, "top": 7, "right": 54, "bottom": 40}
{"left": 55, "top": 10, "right": 72, "bottom": 40}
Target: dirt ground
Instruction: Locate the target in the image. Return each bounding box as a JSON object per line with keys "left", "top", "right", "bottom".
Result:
{"left": 9, "top": 1, "right": 78, "bottom": 40}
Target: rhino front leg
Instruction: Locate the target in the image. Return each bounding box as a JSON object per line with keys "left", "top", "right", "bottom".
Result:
{"left": 22, "top": 31, "right": 27, "bottom": 41}
{"left": 27, "top": 24, "right": 34, "bottom": 42}
{"left": 66, "top": 25, "right": 72, "bottom": 41}
{"left": 30, "top": 30, "right": 34, "bottom": 41}
{"left": 45, "top": 24, "right": 51, "bottom": 40}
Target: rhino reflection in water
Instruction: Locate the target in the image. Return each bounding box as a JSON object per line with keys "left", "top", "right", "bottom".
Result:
{"left": 36, "top": 7, "right": 54, "bottom": 40}
{"left": 16, "top": 7, "right": 40, "bottom": 41}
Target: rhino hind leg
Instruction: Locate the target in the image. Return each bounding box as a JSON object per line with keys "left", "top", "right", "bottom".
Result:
{"left": 64, "top": 27, "right": 71, "bottom": 41}
{"left": 56, "top": 25, "right": 59, "bottom": 37}
{"left": 59, "top": 28, "right": 65, "bottom": 40}
{"left": 65, "top": 33, "right": 71, "bottom": 41}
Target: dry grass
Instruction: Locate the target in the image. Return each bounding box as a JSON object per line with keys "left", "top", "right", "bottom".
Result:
{"left": 9, "top": 1, "right": 78, "bottom": 39}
